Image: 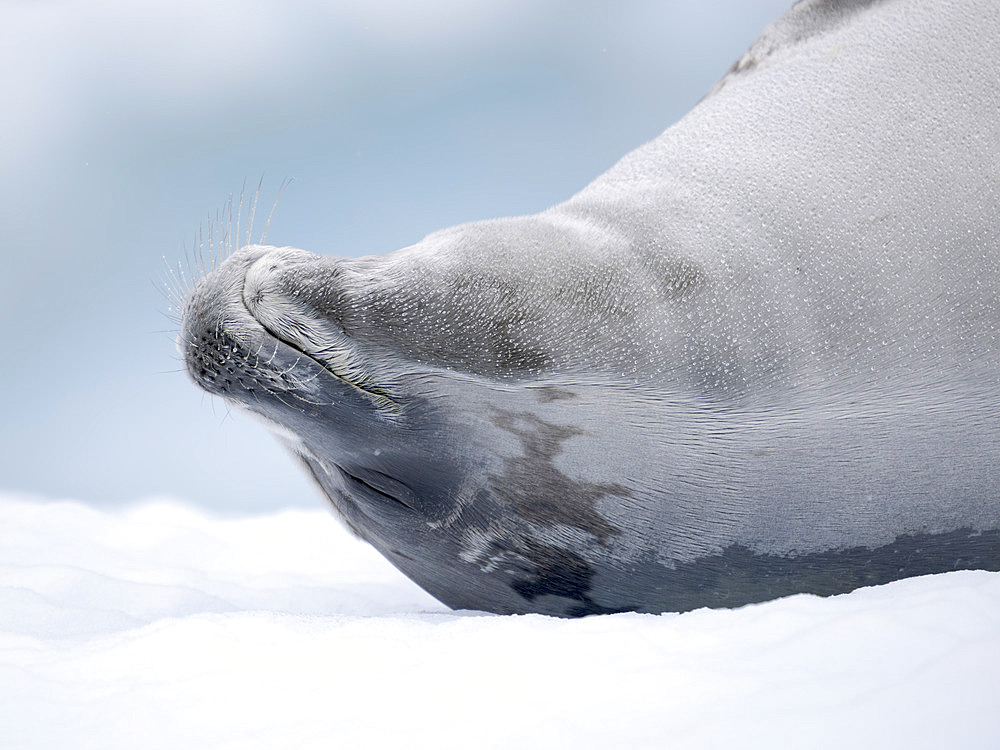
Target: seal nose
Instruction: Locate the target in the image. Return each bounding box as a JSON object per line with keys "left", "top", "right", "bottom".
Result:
{"left": 243, "top": 248, "right": 314, "bottom": 308}
{"left": 243, "top": 248, "right": 332, "bottom": 350}
{"left": 243, "top": 248, "right": 330, "bottom": 351}
{"left": 238, "top": 248, "right": 391, "bottom": 407}
{"left": 177, "top": 244, "right": 284, "bottom": 397}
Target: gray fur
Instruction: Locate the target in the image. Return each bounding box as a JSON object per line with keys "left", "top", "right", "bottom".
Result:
{"left": 180, "top": 0, "right": 1000, "bottom": 616}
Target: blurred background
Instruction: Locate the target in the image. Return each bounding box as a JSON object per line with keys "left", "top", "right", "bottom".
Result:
{"left": 1, "top": 0, "right": 789, "bottom": 513}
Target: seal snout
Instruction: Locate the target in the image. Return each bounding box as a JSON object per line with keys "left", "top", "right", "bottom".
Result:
{"left": 179, "top": 244, "right": 398, "bottom": 418}
{"left": 238, "top": 248, "right": 389, "bottom": 404}
{"left": 243, "top": 248, "right": 334, "bottom": 353}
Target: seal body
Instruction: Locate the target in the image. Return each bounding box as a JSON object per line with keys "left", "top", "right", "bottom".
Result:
{"left": 180, "top": 0, "right": 1000, "bottom": 616}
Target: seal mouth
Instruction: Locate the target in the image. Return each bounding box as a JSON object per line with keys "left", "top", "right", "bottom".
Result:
{"left": 244, "top": 302, "right": 399, "bottom": 411}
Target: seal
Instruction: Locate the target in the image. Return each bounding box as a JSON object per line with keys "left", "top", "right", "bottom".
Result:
{"left": 179, "top": 0, "right": 1000, "bottom": 616}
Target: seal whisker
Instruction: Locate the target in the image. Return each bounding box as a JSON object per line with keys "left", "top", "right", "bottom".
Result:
{"left": 266, "top": 387, "right": 317, "bottom": 411}
{"left": 244, "top": 177, "right": 265, "bottom": 249}
{"left": 235, "top": 181, "right": 246, "bottom": 264}
{"left": 275, "top": 356, "right": 304, "bottom": 378}
{"left": 251, "top": 340, "right": 266, "bottom": 368}
{"left": 296, "top": 369, "right": 323, "bottom": 385}
{"left": 195, "top": 225, "right": 207, "bottom": 281}
{"left": 260, "top": 177, "right": 292, "bottom": 245}
{"left": 264, "top": 342, "right": 280, "bottom": 366}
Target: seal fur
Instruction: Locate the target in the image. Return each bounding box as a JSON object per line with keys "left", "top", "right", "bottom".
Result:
{"left": 179, "top": 0, "right": 1000, "bottom": 616}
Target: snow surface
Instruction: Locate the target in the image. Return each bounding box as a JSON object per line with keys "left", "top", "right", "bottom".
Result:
{"left": 2, "top": 493, "right": 998, "bottom": 749}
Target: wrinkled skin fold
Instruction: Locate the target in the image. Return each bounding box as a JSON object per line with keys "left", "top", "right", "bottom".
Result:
{"left": 180, "top": 0, "right": 1000, "bottom": 616}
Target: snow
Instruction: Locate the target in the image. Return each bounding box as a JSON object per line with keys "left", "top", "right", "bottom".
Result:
{"left": 2, "top": 494, "right": 998, "bottom": 749}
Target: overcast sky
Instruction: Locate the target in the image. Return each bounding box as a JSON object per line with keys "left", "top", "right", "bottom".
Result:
{"left": 0, "top": 0, "right": 790, "bottom": 512}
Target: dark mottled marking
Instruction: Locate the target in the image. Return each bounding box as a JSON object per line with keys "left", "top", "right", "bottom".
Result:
{"left": 640, "top": 527, "right": 1000, "bottom": 613}
{"left": 489, "top": 409, "right": 626, "bottom": 543}
{"left": 532, "top": 386, "right": 578, "bottom": 404}
{"left": 508, "top": 540, "right": 625, "bottom": 617}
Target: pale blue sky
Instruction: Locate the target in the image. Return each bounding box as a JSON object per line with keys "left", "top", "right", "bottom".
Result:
{"left": 0, "top": 0, "right": 790, "bottom": 511}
